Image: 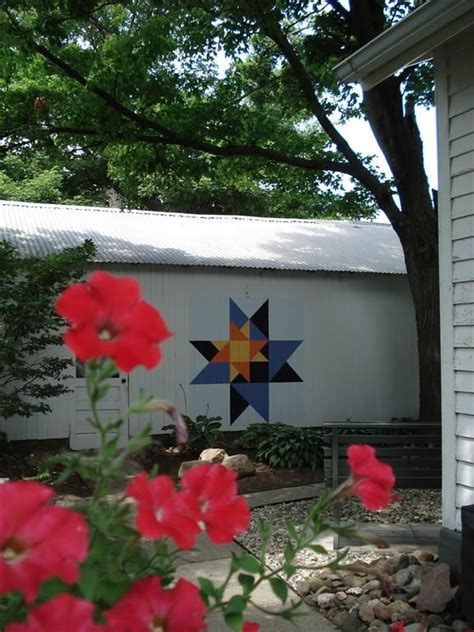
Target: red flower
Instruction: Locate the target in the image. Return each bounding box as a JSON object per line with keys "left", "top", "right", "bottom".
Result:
{"left": 5, "top": 594, "right": 103, "bottom": 632}
{"left": 0, "top": 481, "right": 89, "bottom": 603}
{"left": 347, "top": 445, "right": 396, "bottom": 511}
{"left": 389, "top": 623, "right": 405, "bottom": 632}
{"left": 126, "top": 473, "right": 200, "bottom": 550}
{"left": 180, "top": 464, "right": 250, "bottom": 544}
{"left": 243, "top": 622, "right": 260, "bottom": 632}
{"left": 104, "top": 576, "right": 207, "bottom": 632}
{"left": 55, "top": 271, "right": 171, "bottom": 372}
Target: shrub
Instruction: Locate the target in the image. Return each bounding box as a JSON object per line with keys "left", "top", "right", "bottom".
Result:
{"left": 241, "top": 423, "right": 325, "bottom": 470}
{"left": 163, "top": 414, "right": 223, "bottom": 451}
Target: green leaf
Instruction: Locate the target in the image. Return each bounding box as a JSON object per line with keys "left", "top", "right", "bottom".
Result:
{"left": 269, "top": 577, "right": 288, "bottom": 603}
{"left": 224, "top": 612, "right": 244, "bottom": 632}
{"left": 234, "top": 554, "right": 262, "bottom": 574}
{"left": 237, "top": 573, "right": 255, "bottom": 595}
{"left": 198, "top": 577, "right": 217, "bottom": 599}
{"left": 225, "top": 595, "right": 247, "bottom": 615}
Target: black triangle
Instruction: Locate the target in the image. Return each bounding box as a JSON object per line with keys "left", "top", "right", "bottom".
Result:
{"left": 270, "top": 363, "right": 303, "bottom": 383}
{"left": 190, "top": 340, "right": 219, "bottom": 361}
{"left": 260, "top": 342, "right": 269, "bottom": 359}
{"left": 230, "top": 385, "right": 249, "bottom": 425}
{"left": 251, "top": 300, "right": 269, "bottom": 338}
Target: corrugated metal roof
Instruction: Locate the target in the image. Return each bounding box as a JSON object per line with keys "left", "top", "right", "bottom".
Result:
{"left": 0, "top": 200, "right": 406, "bottom": 274}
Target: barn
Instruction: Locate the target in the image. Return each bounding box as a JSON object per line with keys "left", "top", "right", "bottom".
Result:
{"left": 0, "top": 200, "right": 418, "bottom": 449}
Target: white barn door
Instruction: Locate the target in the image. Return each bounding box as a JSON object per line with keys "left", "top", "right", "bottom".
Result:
{"left": 70, "top": 363, "right": 129, "bottom": 450}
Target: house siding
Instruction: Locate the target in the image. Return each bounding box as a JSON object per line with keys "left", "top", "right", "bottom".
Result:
{"left": 438, "top": 27, "right": 474, "bottom": 531}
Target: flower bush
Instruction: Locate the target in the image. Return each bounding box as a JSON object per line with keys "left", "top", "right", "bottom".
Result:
{"left": 0, "top": 272, "right": 399, "bottom": 631}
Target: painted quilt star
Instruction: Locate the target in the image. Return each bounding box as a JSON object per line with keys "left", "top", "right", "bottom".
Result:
{"left": 190, "top": 299, "right": 303, "bottom": 424}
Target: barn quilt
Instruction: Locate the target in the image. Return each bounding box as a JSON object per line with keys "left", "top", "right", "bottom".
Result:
{"left": 190, "top": 299, "right": 302, "bottom": 424}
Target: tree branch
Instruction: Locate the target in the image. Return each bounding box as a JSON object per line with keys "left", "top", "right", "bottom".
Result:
{"left": 252, "top": 5, "right": 401, "bottom": 226}
{"left": 44, "top": 126, "right": 358, "bottom": 175}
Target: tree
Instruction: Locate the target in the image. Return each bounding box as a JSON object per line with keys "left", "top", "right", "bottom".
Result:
{"left": 0, "top": 0, "right": 439, "bottom": 419}
{"left": 0, "top": 240, "right": 95, "bottom": 419}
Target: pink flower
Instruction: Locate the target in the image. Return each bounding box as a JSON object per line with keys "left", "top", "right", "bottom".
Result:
{"left": 55, "top": 271, "right": 171, "bottom": 372}
{"left": 0, "top": 481, "right": 89, "bottom": 603}
{"left": 181, "top": 464, "right": 250, "bottom": 544}
{"left": 5, "top": 594, "right": 103, "bottom": 632}
{"left": 347, "top": 445, "right": 396, "bottom": 511}
{"left": 243, "top": 622, "right": 260, "bottom": 631}
{"left": 104, "top": 576, "right": 207, "bottom": 632}
{"left": 126, "top": 473, "right": 200, "bottom": 550}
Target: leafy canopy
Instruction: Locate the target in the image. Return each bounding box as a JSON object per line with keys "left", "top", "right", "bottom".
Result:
{"left": 0, "top": 0, "right": 431, "bottom": 218}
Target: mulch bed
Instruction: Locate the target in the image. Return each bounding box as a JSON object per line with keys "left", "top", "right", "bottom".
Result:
{"left": 0, "top": 438, "right": 324, "bottom": 497}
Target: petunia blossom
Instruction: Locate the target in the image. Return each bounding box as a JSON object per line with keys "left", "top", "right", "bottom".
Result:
{"left": 104, "top": 576, "right": 207, "bottom": 632}
{"left": 347, "top": 444, "right": 396, "bottom": 511}
{"left": 55, "top": 271, "right": 171, "bottom": 372}
{"left": 0, "top": 481, "right": 89, "bottom": 603}
{"left": 243, "top": 622, "right": 261, "bottom": 632}
{"left": 180, "top": 463, "right": 250, "bottom": 544}
{"left": 126, "top": 472, "right": 200, "bottom": 550}
{"left": 5, "top": 594, "right": 103, "bottom": 632}
{"left": 389, "top": 623, "right": 405, "bottom": 632}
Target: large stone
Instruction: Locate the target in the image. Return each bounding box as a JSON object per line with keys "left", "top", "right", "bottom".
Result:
{"left": 178, "top": 459, "right": 202, "bottom": 477}
{"left": 317, "top": 593, "right": 337, "bottom": 609}
{"left": 199, "top": 447, "right": 228, "bottom": 463}
{"left": 223, "top": 454, "right": 256, "bottom": 478}
{"left": 393, "top": 567, "right": 414, "bottom": 587}
{"left": 309, "top": 576, "right": 328, "bottom": 592}
{"left": 417, "top": 563, "right": 452, "bottom": 613}
{"left": 359, "top": 604, "right": 375, "bottom": 624}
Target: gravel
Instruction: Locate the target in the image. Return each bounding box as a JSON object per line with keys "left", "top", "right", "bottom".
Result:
{"left": 235, "top": 489, "right": 442, "bottom": 591}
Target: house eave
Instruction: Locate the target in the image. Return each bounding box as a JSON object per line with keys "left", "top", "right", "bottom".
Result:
{"left": 334, "top": 0, "right": 474, "bottom": 89}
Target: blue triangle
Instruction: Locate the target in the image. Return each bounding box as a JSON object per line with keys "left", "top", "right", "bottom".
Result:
{"left": 191, "top": 362, "right": 229, "bottom": 384}
{"left": 268, "top": 341, "right": 302, "bottom": 379}
{"left": 229, "top": 299, "right": 248, "bottom": 329}
{"left": 233, "top": 383, "right": 269, "bottom": 421}
{"left": 250, "top": 321, "right": 267, "bottom": 341}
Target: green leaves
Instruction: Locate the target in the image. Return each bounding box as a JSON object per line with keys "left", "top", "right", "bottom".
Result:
{"left": 0, "top": 240, "right": 94, "bottom": 419}
{"left": 241, "top": 423, "right": 326, "bottom": 470}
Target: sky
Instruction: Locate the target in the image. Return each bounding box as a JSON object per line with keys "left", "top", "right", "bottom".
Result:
{"left": 338, "top": 104, "right": 438, "bottom": 223}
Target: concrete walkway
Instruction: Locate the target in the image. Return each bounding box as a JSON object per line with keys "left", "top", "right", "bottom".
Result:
{"left": 175, "top": 484, "right": 440, "bottom": 631}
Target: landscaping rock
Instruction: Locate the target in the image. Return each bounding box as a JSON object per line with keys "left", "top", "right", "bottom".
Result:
{"left": 199, "top": 447, "right": 228, "bottom": 463}
{"left": 417, "top": 563, "right": 453, "bottom": 613}
{"left": 223, "top": 454, "right": 256, "bottom": 478}
{"left": 359, "top": 604, "right": 375, "bottom": 624}
{"left": 178, "top": 459, "right": 202, "bottom": 477}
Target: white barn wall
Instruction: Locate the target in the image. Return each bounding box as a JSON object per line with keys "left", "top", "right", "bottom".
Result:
{"left": 120, "top": 264, "right": 418, "bottom": 437}
{"left": 437, "top": 28, "right": 474, "bottom": 532}
{"left": 1, "top": 264, "right": 419, "bottom": 445}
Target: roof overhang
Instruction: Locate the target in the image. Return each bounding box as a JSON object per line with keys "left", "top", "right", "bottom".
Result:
{"left": 334, "top": 0, "right": 474, "bottom": 89}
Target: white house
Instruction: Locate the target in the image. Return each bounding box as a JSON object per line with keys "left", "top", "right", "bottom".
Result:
{"left": 0, "top": 200, "right": 418, "bottom": 449}
{"left": 334, "top": 0, "right": 474, "bottom": 581}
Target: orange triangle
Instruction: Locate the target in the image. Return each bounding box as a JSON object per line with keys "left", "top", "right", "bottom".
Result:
{"left": 232, "top": 362, "right": 250, "bottom": 381}
{"left": 250, "top": 341, "right": 266, "bottom": 358}
{"left": 213, "top": 342, "right": 230, "bottom": 362}
{"left": 230, "top": 322, "right": 248, "bottom": 341}
{"left": 230, "top": 365, "right": 239, "bottom": 381}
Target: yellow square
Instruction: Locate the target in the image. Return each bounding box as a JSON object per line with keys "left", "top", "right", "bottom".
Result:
{"left": 229, "top": 341, "right": 250, "bottom": 362}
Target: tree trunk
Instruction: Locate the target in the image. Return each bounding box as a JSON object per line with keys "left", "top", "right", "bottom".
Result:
{"left": 400, "top": 228, "right": 441, "bottom": 421}
{"left": 361, "top": 77, "right": 441, "bottom": 421}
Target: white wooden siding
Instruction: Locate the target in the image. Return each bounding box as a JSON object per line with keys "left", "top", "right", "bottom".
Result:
{"left": 438, "top": 27, "right": 474, "bottom": 532}
{"left": 125, "top": 266, "right": 419, "bottom": 438}
{"left": 1, "top": 265, "right": 419, "bottom": 444}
